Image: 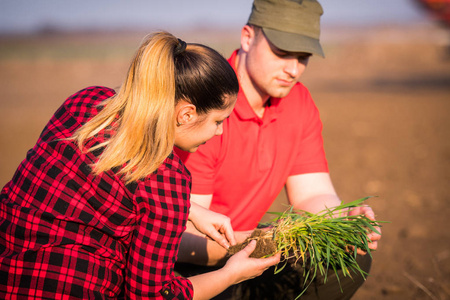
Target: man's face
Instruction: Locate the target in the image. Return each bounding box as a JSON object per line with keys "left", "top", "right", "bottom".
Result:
{"left": 245, "top": 28, "right": 311, "bottom": 99}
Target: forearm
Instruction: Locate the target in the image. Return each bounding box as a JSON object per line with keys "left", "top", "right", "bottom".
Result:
{"left": 188, "top": 240, "right": 281, "bottom": 300}
{"left": 286, "top": 173, "right": 341, "bottom": 214}
{"left": 188, "top": 268, "right": 237, "bottom": 300}
{"left": 291, "top": 193, "right": 341, "bottom": 214}
{"left": 178, "top": 222, "right": 228, "bottom": 266}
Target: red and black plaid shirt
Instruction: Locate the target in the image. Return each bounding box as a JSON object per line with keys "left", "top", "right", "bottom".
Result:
{"left": 0, "top": 86, "right": 194, "bottom": 299}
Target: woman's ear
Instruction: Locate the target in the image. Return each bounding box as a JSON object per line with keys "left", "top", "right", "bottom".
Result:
{"left": 176, "top": 101, "right": 197, "bottom": 126}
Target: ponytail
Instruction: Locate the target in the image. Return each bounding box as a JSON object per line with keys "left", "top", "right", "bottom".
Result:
{"left": 72, "top": 31, "right": 238, "bottom": 183}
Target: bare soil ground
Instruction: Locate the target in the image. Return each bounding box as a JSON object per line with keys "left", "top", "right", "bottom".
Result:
{"left": 1, "top": 24, "right": 449, "bottom": 299}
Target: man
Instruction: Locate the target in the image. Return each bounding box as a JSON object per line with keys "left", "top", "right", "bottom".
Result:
{"left": 175, "top": 0, "right": 382, "bottom": 299}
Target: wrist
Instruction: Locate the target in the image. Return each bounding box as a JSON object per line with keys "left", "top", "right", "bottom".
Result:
{"left": 188, "top": 202, "right": 199, "bottom": 222}
{"left": 217, "top": 264, "right": 240, "bottom": 286}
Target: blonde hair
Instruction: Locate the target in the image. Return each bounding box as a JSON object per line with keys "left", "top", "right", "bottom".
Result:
{"left": 72, "top": 31, "right": 238, "bottom": 183}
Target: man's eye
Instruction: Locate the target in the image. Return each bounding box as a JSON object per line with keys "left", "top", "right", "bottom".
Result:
{"left": 298, "top": 55, "right": 311, "bottom": 62}
{"left": 275, "top": 51, "right": 288, "bottom": 57}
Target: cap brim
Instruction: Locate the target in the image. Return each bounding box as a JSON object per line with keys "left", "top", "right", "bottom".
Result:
{"left": 262, "top": 27, "right": 324, "bottom": 58}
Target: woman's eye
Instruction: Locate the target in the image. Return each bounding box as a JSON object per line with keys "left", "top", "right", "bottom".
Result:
{"left": 216, "top": 120, "right": 224, "bottom": 126}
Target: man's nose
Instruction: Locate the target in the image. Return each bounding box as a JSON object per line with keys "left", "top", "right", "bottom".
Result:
{"left": 284, "top": 58, "right": 301, "bottom": 78}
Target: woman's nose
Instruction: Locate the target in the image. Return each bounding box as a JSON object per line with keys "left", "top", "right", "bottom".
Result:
{"left": 215, "top": 124, "right": 224, "bottom": 136}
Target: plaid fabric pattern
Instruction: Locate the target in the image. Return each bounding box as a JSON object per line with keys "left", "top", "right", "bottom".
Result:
{"left": 0, "top": 86, "right": 193, "bottom": 299}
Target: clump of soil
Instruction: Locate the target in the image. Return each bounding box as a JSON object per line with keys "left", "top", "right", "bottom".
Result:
{"left": 227, "top": 229, "right": 277, "bottom": 258}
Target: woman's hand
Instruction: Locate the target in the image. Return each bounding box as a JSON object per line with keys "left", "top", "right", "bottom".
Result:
{"left": 348, "top": 204, "right": 382, "bottom": 254}
{"left": 188, "top": 202, "right": 236, "bottom": 249}
{"left": 188, "top": 240, "right": 281, "bottom": 300}
{"left": 223, "top": 240, "right": 281, "bottom": 284}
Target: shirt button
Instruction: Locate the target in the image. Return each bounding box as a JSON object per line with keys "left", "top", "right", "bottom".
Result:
{"left": 163, "top": 290, "right": 169, "bottom": 295}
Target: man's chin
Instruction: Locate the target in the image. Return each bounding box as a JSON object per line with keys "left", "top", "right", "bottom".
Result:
{"left": 271, "top": 91, "right": 291, "bottom": 99}
{"left": 270, "top": 86, "right": 294, "bottom": 98}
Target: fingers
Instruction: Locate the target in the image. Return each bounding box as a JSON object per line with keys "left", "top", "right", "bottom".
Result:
{"left": 356, "top": 248, "right": 368, "bottom": 255}
{"left": 348, "top": 205, "right": 374, "bottom": 219}
{"left": 363, "top": 206, "right": 376, "bottom": 221}
{"left": 227, "top": 242, "right": 281, "bottom": 285}
{"left": 241, "top": 241, "right": 280, "bottom": 273}
{"left": 367, "top": 228, "right": 381, "bottom": 251}
{"left": 264, "top": 252, "right": 281, "bottom": 266}
{"left": 255, "top": 252, "right": 281, "bottom": 277}
{"left": 353, "top": 205, "right": 383, "bottom": 241}
{"left": 368, "top": 241, "right": 378, "bottom": 250}
{"left": 207, "top": 229, "right": 230, "bottom": 249}
{"left": 242, "top": 240, "right": 257, "bottom": 256}
{"left": 206, "top": 221, "right": 236, "bottom": 249}
{"left": 221, "top": 223, "right": 237, "bottom": 246}
{"left": 354, "top": 240, "right": 379, "bottom": 254}
{"left": 366, "top": 206, "right": 381, "bottom": 244}
{"left": 368, "top": 227, "right": 382, "bottom": 241}
{"left": 241, "top": 241, "right": 280, "bottom": 265}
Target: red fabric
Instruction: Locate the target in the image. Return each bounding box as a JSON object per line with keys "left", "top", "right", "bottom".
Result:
{"left": 415, "top": 0, "right": 450, "bottom": 26}
{"left": 0, "top": 86, "right": 193, "bottom": 299}
{"left": 176, "top": 50, "right": 328, "bottom": 231}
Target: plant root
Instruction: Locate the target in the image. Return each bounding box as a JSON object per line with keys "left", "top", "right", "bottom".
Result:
{"left": 228, "top": 229, "right": 277, "bottom": 258}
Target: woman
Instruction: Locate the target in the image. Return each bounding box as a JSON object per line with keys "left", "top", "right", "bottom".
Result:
{"left": 0, "top": 32, "right": 280, "bottom": 299}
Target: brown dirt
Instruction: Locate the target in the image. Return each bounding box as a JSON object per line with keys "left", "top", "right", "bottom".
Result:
{"left": 1, "top": 24, "right": 449, "bottom": 299}
{"left": 228, "top": 229, "right": 277, "bottom": 258}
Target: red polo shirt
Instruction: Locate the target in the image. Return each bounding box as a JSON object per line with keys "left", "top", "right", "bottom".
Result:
{"left": 176, "top": 50, "right": 328, "bottom": 230}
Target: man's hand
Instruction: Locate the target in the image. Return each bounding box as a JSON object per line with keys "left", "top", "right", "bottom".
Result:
{"left": 348, "top": 204, "right": 382, "bottom": 254}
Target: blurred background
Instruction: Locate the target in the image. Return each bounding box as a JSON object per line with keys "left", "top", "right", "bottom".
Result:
{"left": 1, "top": 1, "right": 449, "bottom": 299}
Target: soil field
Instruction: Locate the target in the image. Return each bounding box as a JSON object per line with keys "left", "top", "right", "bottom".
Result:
{"left": 0, "top": 24, "right": 449, "bottom": 299}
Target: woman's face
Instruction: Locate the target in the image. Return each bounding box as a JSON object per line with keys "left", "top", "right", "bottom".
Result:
{"left": 174, "top": 94, "right": 236, "bottom": 153}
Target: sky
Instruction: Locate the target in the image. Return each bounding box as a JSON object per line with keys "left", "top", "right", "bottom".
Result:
{"left": 0, "top": 0, "right": 429, "bottom": 34}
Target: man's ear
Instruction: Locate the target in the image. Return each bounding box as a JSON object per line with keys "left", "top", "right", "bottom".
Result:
{"left": 176, "top": 101, "right": 197, "bottom": 126}
{"left": 241, "top": 25, "right": 255, "bottom": 52}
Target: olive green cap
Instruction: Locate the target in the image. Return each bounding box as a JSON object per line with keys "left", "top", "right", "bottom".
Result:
{"left": 248, "top": 0, "right": 325, "bottom": 57}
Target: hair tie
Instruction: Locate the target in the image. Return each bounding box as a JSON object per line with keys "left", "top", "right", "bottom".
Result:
{"left": 174, "top": 38, "right": 187, "bottom": 56}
